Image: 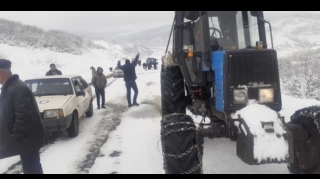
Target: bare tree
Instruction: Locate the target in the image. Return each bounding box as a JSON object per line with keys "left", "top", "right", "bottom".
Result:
{"left": 279, "top": 48, "right": 320, "bottom": 99}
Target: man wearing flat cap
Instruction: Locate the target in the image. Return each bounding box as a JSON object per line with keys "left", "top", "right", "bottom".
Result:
{"left": 46, "top": 63, "right": 62, "bottom": 76}
{"left": 0, "top": 59, "right": 48, "bottom": 174}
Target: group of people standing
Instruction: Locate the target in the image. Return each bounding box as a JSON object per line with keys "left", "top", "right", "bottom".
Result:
{"left": 90, "top": 52, "right": 140, "bottom": 109}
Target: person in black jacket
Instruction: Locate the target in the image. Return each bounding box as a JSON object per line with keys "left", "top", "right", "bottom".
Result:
{"left": 46, "top": 63, "right": 62, "bottom": 76}
{"left": 117, "top": 52, "right": 140, "bottom": 107}
{"left": 0, "top": 59, "right": 49, "bottom": 174}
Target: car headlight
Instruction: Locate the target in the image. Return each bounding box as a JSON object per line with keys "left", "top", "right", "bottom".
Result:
{"left": 259, "top": 88, "right": 275, "bottom": 103}
{"left": 43, "top": 109, "right": 64, "bottom": 119}
{"left": 233, "top": 89, "right": 248, "bottom": 104}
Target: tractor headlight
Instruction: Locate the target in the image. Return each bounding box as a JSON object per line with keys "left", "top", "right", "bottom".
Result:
{"left": 259, "top": 88, "right": 275, "bottom": 103}
{"left": 233, "top": 89, "right": 248, "bottom": 104}
{"left": 43, "top": 109, "right": 64, "bottom": 119}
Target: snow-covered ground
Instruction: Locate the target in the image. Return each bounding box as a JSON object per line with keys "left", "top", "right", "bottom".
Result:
{"left": 1, "top": 67, "right": 320, "bottom": 174}
{"left": 1, "top": 44, "right": 320, "bottom": 174}
{"left": 0, "top": 41, "right": 147, "bottom": 84}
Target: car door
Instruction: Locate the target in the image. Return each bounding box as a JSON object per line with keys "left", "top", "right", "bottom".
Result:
{"left": 72, "top": 77, "right": 86, "bottom": 116}
{"left": 79, "top": 77, "right": 92, "bottom": 111}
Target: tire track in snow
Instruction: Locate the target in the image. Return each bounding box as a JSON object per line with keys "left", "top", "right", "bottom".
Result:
{"left": 76, "top": 99, "right": 128, "bottom": 174}
{"left": 87, "top": 72, "right": 163, "bottom": 174}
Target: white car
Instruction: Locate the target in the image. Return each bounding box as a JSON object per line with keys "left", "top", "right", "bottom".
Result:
{"left": 25, "top": 75, "right": 93, "bottom": 138}
{"left": 113, "top": 67, "right": 124, "bottom": 78}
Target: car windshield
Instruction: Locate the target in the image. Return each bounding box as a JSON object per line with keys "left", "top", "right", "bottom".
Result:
{"left": 25, "top": 78, "right": 74, "bottom": 96}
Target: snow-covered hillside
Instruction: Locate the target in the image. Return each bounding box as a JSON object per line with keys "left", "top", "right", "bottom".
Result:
{"left": 270, "top": 13, "right": 320, "bottom": 57}
{"left": 111, "top": 12, "right": 320, "bottom": 57}
{"left": 111, "top": 25, "right": 172, "bottom": 49}
{"left": 0, "top": 42, "right": 134, "bottom": 84}
{"left": 0, "top": 18, "right": 155, "bottom": 85}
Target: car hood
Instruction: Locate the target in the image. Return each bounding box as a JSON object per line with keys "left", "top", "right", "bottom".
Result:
{"left": 35, "top": 95, "right": 73, "bottom": 112}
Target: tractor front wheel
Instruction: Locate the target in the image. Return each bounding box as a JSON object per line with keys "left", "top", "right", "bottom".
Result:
{"left": 161, "top": 113, "right": 203, "bottom": 174}
{"left": 287, "top": 106, "right": 320, "bottom": 174}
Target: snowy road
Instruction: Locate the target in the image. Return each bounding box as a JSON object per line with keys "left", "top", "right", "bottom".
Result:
{"left": 0, "top": 76, "right": 128, "bottom": 174}
{"left": 1, "top": 67, "right": 320, "bottom": 174}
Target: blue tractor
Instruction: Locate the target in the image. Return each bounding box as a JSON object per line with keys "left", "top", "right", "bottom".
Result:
{"left": 160, "top": 11, "right": 320, "bottom": 174}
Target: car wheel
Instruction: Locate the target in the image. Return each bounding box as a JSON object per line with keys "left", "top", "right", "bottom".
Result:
{"left": 67, "top": 112, "right": 79, "bottom": 138}
{"left": 86, "top": 100, "right": 93, "bottom": 117}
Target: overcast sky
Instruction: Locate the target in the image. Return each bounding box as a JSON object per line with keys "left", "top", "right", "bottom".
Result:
{"left": 0, "top": 11, "right": 318, "bottom": 38}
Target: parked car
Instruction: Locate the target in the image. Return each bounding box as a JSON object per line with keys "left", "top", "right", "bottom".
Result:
{"left": 113, "top": 67, "right": 124, "bottom": 78}
{"left": 24, "top": 75, "right": 93, "bottom": 138}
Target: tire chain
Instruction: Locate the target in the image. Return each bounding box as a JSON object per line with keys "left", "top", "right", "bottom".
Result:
{"left": 162, "top": 127, "right": 196, "bottom": 137}
{"left": 163, "top": 145, "right": 198, "bottom": 158}
{"left": 287, "top": 106, "right": 320, "bottom": 173}
{"left": 162, "top": 121, "right": 203, "bottom": 174}
{"left": 163, "top": 121, "right": 193, "bottom": 129}
{"left": 292, "top": 106, "right": 320, "bottom": 133}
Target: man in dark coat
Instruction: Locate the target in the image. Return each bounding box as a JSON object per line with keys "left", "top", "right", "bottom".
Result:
{"left": 91, "top": 67, "right": 107, "bottom": 109}
{"left": 117, "top": 52, "right": 140, "bottom": 107}
{"left": 0, "top": 59, "right": 49, "bottom": 174}
{"left": 45, "top": 63, "right": 62, "bottom": 76}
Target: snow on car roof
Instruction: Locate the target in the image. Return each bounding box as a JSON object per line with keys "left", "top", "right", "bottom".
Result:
{"left": 25, "top": 75, "right": 81, "bottom": 81}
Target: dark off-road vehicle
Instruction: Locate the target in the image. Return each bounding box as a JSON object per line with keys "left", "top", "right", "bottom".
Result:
{"left": 146, "top": 57, "right": 158, "bottom": 70}
{"left": 160, "top": 11, "right": 320, "bottom": 174}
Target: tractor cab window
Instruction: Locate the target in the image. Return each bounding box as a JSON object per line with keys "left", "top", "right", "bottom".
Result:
{"left": 207, "top": 11, "right": 238, "bottom": 50}
{"left": 234, "top": 11, "right": 260, "bottom": 49}
{"left": 182, "top": 13, "right": 208, "bottom": 84}
{"left": 206, "top": 11, "right": 261, "bottom": 50}
{"left": 178, "top": 11, "right": 264, "bottom": 54}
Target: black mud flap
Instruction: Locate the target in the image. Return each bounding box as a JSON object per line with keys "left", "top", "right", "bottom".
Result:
{"left": 236, "top": 116, "right": 294, "bottom": 165}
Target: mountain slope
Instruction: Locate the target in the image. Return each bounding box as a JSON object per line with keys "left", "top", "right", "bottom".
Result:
{"left": 111, "top": 25, "right": 172, "bottom": 48}
{"left": 111, "top": 12, "right": 320, "bottom": 57}
{"left": 270, "top": 13, "right": 320, "bottom": 56}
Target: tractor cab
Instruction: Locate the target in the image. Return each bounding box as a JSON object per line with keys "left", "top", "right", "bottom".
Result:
{"left": 173, "top": 11, "right": 270, "bottom": 85}
{"left": 172, "top": 11, "right": 281, "bottom": 113}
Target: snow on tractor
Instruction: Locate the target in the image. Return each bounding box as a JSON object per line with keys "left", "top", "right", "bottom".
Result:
{"left": 160, "top": 11, "right": 320, "bottom": 174}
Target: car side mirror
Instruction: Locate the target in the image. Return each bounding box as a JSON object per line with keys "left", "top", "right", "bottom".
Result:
{"left": 76, "top": 91, "right": 85, "bottom": 97}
